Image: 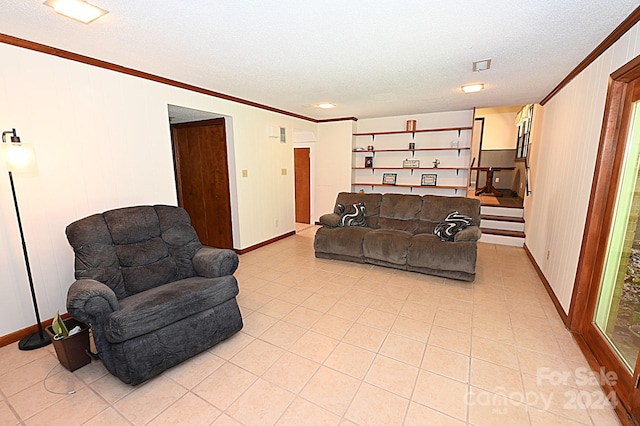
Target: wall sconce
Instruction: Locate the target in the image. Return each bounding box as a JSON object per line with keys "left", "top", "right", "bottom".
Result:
{"left": 2, "top": 129, "right": 50, "bottom": 350}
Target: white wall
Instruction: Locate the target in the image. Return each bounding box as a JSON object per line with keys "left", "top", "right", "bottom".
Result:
{"left": 526, "top": 23, "right": 640, "bottom": 313}
{"left": 315, "top": 121, "right": 355, "bottom": 221}
{"left": 475, "top": 107, "right": 519, "bottom": 150}
{"left": 0, "top": 42, "right": 317, "bottom": 336}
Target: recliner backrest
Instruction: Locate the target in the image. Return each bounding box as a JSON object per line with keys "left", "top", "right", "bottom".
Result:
{"left": 66, "top": 205, "right": 202, "bottom": 299}
{"left": 417, "top": 195, "right": 481, "bottom": 234}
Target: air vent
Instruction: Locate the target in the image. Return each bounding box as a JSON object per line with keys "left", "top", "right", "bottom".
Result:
{"left": 473, "top": 59, "right": 492, "bottom": 72}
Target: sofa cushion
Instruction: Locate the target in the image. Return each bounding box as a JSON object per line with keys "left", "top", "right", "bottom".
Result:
{"left": 105, "top": 275, "right": 239, "bottom": 343}
{"left": 314, "top": 226, "right": 371, "bottom": 258}
{"left": 378, "top": 194, "right": 422, "bottom": 234}
{"left": 407, "top": 234, "right": 477, "bottom": 274}
{"left": 363, "top": 229, "right": 413, "bottom": 265}
{"left": 433, "top": 211, "right": 474, "bottom": 242}
{"left": 417, "top": 195, "right": 480, "bottom": 234}
{"left": 334, "top": 192, "right": 382, "bottom": 229}
{"left": 338, "top": 203, "right": 367, "bottom": 227}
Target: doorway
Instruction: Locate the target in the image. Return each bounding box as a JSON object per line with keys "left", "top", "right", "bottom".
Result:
{"left": 294, "top": 147, "right": 311, "bottom": 224}
{"left": 171, "top": 118, "right": 234, "bottom": 249}
{"left": 572, "top": 55, "right": 640, "bottom": 421}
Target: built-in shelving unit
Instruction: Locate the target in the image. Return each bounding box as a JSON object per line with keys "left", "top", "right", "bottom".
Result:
{"left": 352, "top": 123, "right": 473, "bottom": 196}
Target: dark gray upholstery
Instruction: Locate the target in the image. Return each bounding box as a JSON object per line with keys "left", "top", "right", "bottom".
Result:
{"left": 314, "top": 193, "right": 481, "bottom": 281}
{"left": 66, "top": 205, "right": 243, "bottom": 385}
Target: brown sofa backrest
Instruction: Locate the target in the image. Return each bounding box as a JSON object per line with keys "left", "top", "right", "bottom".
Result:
{"left": 417, "top": 195, "right": 481, "bottom": 234}
{"left": 334, "top": 192, "right": 383, "bottom": 228}
{"left": 379, "top": 193, "right": 423, "bottom": 234}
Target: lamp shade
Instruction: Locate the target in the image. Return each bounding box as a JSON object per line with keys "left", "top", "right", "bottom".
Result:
{"left": 2, "top": 142, "right": 38, "bottom": 175}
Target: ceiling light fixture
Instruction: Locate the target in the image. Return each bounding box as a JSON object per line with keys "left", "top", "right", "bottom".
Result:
{"left": 473, "top": 59, "right": 492, "bottom": 72}
{"left": 44, "top": 0, "right": 109, "bottom": 24}
{"left": 317, "top": 103, "right": 335, "bottom": 109}
{"left": 461, "top": 84, "right": 485, "bottom": 93}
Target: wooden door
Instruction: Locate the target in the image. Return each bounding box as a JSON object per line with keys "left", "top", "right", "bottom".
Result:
{"left": 294, "top": 148, "right": 310, "bottom": 223}
{"left": 171, "top": 118, "right": 233, "bottom": 249}
{"left": 572, "top": 56, "right": 640, "bottom": 422}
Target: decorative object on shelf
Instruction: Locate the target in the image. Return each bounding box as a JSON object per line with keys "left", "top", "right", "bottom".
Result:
{"left": 451, "top": 140, "right": 460, "bottom": 148}
{"left": 355, "top": 146, "right": 366, "bottom": 151}
{"left": 1, "top": 128, "right": 51, "bottom": 351}
{"left": 406, "top": 120, "right": 417, "bottom": 131}
{"left": 409, "top": 142, "right": 415, "bottom": 150}
{"left": 403, "top": 159, "right": 420, "bottom": 168}
{"left": 382, "top": 173, "right": 397, "bottom": 185}
{"left": 365, "top": 156, "right": 373, "bottom": 168}
{"left": 367, "top": 145, "right": 374, "bottom": 151}
{"left": 432, "top": 159, "right": 441, "bottom": 168}
{"left": 421, "top": 174, "right": 437, "bottom": 186}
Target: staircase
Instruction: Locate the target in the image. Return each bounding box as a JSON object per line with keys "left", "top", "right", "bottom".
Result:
{"left": 479, "top": 205, "right": 525, "bottom": 247}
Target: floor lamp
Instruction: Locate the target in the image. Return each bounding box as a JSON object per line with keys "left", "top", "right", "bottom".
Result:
{"left": 1, "top": 128, "right": 51, "bottom": 350}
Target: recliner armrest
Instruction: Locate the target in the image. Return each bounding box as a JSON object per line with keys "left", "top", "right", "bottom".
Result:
{"left": 193, "top": 246, "right": 239, "bottom": 277}
{"left": 454, "top": 225, "right": 482, "bottom": 242}
{"left": 319, "top": 213, "right": 340, "bottom": 228}
{"left": 66, "top": 279, "right": 119, "bottom": 324}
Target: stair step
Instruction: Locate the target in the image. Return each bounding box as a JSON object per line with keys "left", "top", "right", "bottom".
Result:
{"left": 481, "top": 214, "right": 525, "bottom": 223}
{"left": 480, "top": 220, "right": 525, "bottom": 233}
{"left": 480, "top": 206, "right": 524, "bottom": 218}
{"left": 480, "top": 228, "right": 526, "bottom": 238}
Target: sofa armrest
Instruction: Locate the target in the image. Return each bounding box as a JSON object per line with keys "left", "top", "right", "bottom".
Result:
{"left": 66, "top": 279, "right": 119, "bottom": 324}
{"left": 193, "top": 246, "right": 239, "bottom": 277}
{"left": 319, "top": 213, "right": 340, "bottom": 228}
{"left": 454, "top": 226, "right": 482, "bottom": 242}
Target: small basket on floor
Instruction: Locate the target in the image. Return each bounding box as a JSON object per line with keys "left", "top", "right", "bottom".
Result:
{"left": 45, "top": 318, "right": 91, "bottom": 372}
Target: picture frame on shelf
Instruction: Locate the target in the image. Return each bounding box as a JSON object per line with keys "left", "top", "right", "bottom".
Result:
{"left": 382, "top": 173, "right": 397, "bottom": 185}
{"left": 364, "top": 156, "right": 373, "bottom": 168}
{"left": 421, "top": 173, "right": 437, "bottom": 186}
{"left": 403, "top": 159, "right": 420, "bottom": 168}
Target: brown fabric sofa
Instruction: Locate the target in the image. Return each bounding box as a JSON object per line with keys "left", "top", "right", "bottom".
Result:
{"left": 314, "top": 192, "right": 481, "bottom": 281}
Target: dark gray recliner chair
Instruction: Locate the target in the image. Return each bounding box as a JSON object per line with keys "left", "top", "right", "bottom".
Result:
{"left": 65, "top": 205, "right": 243, "bottom": 385}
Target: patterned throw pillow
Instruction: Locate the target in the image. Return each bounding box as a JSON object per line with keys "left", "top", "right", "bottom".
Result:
{"left": 434, "top": 211, "right": 473, "bottom": 242}
{"left": 337, "top": 203, "right": 367, "bottom": 227}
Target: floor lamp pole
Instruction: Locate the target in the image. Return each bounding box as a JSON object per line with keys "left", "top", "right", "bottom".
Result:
{"left": 10, "top": 170, "right": 51, "bottom": 350}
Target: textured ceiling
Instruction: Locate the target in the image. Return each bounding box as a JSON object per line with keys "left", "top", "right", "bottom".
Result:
{"left": 1, "top": 1, "right": 638, "bottom": 120}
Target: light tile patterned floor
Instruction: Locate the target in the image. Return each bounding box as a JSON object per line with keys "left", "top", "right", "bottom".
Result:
{"left": 0, "top": 226, "right": 622, "bottom": 425}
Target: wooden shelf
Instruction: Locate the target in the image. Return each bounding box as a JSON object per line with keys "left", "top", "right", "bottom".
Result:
{"left": 353, "top": 183, "right": 467, "bottom": 190}
{"left": 353, "top": 126, "right": 472, "bottom": 137}
{"left": 353, "top": 147, "right": 470, "bottom": 153}
{"left": 352, "top": 167, "right": 465, "bottom": 171}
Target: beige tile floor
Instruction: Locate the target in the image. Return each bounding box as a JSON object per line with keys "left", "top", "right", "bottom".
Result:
{"left": 0, "top": 226, "right": 622, "bottom": 425}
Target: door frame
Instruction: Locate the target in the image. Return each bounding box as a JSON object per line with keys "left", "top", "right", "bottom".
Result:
{"left": 170, "top": 117, "right": 235, "bottom": 249}
{"left": 293, "top": 143, "right": 314, "bottom": 223}
{"left": 570, "top": 54, "right": 640, "bottom": 421}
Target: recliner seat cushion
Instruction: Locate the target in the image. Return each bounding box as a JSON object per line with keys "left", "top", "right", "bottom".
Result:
{"left": 363, "top": 229, "right": 413, "bottom": 265}
{"left": 407, "top": 234, "right": 477, "bottom": 274}
{"left": 105, "top": 275, "right": 239, "bottom": 343}
{"left": 314, "top": 226, "right": 371, "bottom": 258}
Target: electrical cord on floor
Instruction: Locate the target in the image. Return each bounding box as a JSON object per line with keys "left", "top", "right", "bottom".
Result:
{"left": 43, "top": 362, "right": 77, "bottom": 395}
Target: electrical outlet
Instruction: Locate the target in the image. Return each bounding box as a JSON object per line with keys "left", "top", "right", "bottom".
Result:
{"left": 495, "top": 177, "right": 500, "bottom": 183}
{"left": 275, "top": 219, "right": 279, "bottom": 227}
{"left": 281, "top": 168, "right": 287, "bottom": 175}
{"left": 547, "top": 250, "right": 550, "bottom": 260}
{"left": 242, "top": 170, "right": 248, "bottom": 177}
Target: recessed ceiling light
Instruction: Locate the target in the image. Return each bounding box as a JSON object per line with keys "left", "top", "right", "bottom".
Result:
{"left": 473, "top": 59, "right": 492, "bottom": 72}
{"left": 317, "top": 103, "right": 335, "bottom": 109}
{"left": 44, "top": 0, "right": 109, "bottom": 24}
{"left": 461, "top": 84, "right": 485, "bottom": 93}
